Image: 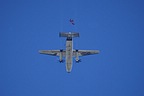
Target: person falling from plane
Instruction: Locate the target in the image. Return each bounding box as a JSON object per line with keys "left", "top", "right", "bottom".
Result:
{"left": 70, "top": 19, "right": 75, "bottom": 25}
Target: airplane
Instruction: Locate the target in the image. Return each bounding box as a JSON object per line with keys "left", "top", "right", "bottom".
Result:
{"left": 39, "top": 32, "right": 100, "bottom": 73}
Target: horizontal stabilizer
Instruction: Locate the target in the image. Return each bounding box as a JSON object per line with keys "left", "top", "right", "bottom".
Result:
{"left": 59, "top": 32, "right": 79, "bottom": 38}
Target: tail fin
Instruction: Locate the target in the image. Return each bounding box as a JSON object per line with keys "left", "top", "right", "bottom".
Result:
{"left": 59, "top": 32, "right": 79, "bottom": 38}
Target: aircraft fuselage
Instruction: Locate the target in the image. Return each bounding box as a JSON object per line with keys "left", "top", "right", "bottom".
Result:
{"left": 66, "top": 38, "right": 73, "bottom": 73}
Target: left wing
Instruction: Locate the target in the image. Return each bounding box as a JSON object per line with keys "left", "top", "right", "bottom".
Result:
{"left": 73, "top": 50, "right": 100, "bottom": 56}
{"left": 39, "top": 50, "right": 66, "bottom": 56}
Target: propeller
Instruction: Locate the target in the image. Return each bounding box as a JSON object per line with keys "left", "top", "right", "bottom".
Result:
{"left": 59, "top": 59, "right": 64, "bottom": 63}
{"left": 76, "top": 59, "right": 81, "bottom": 63}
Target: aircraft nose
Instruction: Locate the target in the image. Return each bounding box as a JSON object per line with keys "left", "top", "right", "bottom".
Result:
{"left": 66, "top": 69, "right": 71, "bottom": 73}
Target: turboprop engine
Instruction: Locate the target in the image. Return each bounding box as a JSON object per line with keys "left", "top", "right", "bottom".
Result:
{"left": 59, "top": 49, "right": 64, "bottom": 63}
{"left": 75, "top": 50, "right": 81, "bottom": 63}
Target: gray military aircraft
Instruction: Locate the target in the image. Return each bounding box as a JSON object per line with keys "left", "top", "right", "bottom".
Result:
{"left": 39, "top": 32, "right": 100, "bottom": 73}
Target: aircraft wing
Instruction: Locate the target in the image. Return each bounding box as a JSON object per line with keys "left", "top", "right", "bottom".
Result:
{"left": 39, "top": 50, "right": 66, "bottom": 56}
{"left": 73, "top": 50, "right": 100, "bottom": 56}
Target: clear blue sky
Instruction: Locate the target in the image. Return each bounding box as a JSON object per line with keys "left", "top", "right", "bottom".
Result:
{"left": 0, "top": 0, "right": 144, "bottom": 96}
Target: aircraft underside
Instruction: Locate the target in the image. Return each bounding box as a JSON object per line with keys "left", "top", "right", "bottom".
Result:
{"left": 39, "top": 32, "right": 100, "bottom": 73}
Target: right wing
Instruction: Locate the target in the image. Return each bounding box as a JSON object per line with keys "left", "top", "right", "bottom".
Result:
{"left": 73, "top": 50, "right": 100, "bottom": 57}
{"left": 39, "top": 50, "right": 66, "bottom": 56}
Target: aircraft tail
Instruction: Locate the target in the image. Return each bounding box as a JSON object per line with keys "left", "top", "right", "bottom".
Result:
{"left": 59, "top": 32, "right": 79, "bottom": 38}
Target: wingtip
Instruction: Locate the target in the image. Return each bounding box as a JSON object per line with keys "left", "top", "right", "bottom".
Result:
{"left": 38, "top": 50, "right": 41, "bottom": 53}
{"left": 97, "top": 50, "right": 100, "bottom": 54}
{"left": 94, "top": 50, "right": 100, "bottom": 54}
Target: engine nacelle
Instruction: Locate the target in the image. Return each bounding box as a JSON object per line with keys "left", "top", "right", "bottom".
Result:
{"left": 75, "top": 49, "right": 81, "bottom": 63}
{"left": 59, "top": 49, "right": 64, "bottom": 63}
